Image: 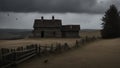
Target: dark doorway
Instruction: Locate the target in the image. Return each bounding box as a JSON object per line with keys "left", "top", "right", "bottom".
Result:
{"left": 53, "top": 32, "right": 56, "bottom": 37}
{"left": 62, "top": 32, "right": 66, "bottom": 37}
{"left": 41, "top": 31, "right": 44, "bottom": 38}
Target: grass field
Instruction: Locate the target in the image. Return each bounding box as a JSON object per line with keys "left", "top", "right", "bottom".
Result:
{"left": 0, "top": 38, "right": 80, "bottom": 48}
{"left": 17, "top": 38, "right": 120, "bottom": 68}
{"left": 0, "top": 29, "right": 101, "bottom": 48}
{"left": 80, "top": 29, "right": 101, "bottom": 38}
{"left": 1, "top": 29, "right": 120, "bottom": 68}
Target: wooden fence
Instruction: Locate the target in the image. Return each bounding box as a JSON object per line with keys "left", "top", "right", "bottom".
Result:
{"left": 0, "top": 36, "right": 100, "bottom": 68}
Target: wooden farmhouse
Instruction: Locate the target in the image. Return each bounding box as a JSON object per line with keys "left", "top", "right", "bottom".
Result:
{"left": 32, "top": 16, "right": 80, "bottom": 38}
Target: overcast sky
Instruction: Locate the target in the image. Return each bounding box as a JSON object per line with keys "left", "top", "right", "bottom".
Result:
{"left": 0, "top": 0, "right": 120, "bottom": 29}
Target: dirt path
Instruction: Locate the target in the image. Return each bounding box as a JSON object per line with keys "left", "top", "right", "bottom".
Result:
{"left": 18, "top": 38, "right": 120, "bottom": 68}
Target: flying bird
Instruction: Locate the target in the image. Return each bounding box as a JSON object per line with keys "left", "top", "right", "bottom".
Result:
{"left": 100, "top": 1, "right": 104, "bottom": 4}
{"left": 16, "top": 18, "right": 18, "bottom": 20}
{"left": 7, "top": 14, "right": 9, "bottom": 16}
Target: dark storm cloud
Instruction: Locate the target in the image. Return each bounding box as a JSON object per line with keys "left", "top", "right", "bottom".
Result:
{"left": 0, "top": 0, "right": 102, "bottom": 13}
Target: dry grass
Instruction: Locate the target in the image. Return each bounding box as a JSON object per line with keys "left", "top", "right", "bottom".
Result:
{"left": 0, "top": 38, "right": 80, "bottom": 48}
{"left": 80, "top": 30, "right": 101, "bottom": 38}
{"left": 18, "top": 38, "right": 120, "bottom": 68}
{"left": 0, "top": 30, "right": 101, "bottom": 48}
{"left": 1, "top": 30, "right": 120, "bottom": 68}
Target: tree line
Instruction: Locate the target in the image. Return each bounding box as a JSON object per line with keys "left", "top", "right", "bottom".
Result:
{"left": 101, "top": 5, "right": 120, "bottom": 39}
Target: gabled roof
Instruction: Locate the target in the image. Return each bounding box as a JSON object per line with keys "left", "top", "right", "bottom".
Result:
{"left": 33, "top": 19, "right": 62, "bottom": 28}
{"left": 62, "top": 25, "right": 80, "bottom": 31}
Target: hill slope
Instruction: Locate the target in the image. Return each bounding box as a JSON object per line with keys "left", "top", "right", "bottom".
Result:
{"left": 18, "top": 38, "right": 120, "bottom": 68}
{"left": 0, "top": 29, "right": 31, "bottom": 40}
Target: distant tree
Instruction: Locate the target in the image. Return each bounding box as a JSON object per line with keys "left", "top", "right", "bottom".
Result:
{"left": 101, "top": 5, "right": 120, "bottom": 38}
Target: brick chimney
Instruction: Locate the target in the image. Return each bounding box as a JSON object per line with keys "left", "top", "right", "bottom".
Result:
{"left": 52, "top": 16, "right": 54, "bottom": 20}
{"left": 41, "top": 16, "right": 44, "bottom": 20}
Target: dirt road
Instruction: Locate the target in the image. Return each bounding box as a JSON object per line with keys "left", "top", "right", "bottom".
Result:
{"left": 18, "top": 38, "right": 120, "bottom": 68}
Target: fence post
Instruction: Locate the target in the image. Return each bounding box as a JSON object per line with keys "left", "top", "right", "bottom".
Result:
{"left": 63, "top": 43, "right": 70, "bottom": 50}
{"left": 10, "top": 49, "right": 17, "bottom": 68}
{"left": 75, "top": 40, "right": 79, "bottom": 48}
{"left": 49, "top": 44, "right": 54, "bottom": 54}
{"left": 55, "top": 43, "right": 62, "bottom": 53}
{"left": 34, "top": 44, "right": 38, "bottom": 55}
{"left": 13, "top": 49, "right": 16, "bottom": 61}
{"left": 37, "top": 44, "right": 41, "bottom": 56}
{"left": 42, "top": 46, "right": 49, "bottom": 56}
{"left": 81, "top": 39, "right": 85, "bottom": 45}
{"left": 0, "top": 48, "right": 3, "bottom": 67}
{"left": 92, "top": 36, "right": 96, "bottom": 41}
{"left": 85, "top": 36, "right": 88, "bottom": 42}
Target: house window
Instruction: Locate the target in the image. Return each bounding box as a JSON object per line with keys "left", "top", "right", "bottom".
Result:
{"left": 41, "top": 31, "right": 44, "bottom": 38}
{"left": 53, "top": 32, "right": 56, "bottom": 36}
{"left": 70, "top": 26, "right": 72, "bottom": 29}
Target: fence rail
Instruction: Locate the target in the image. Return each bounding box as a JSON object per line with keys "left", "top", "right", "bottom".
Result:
{"left": 0, "top": 36, "right": 100, "bottom": 68}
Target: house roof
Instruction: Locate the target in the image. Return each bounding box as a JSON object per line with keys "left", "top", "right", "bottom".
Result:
{"left": 62, "top": 25, "right": 80, "bottom": 31}
{"left": 33, "top": 19, "right": 62, "bottom": 28}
